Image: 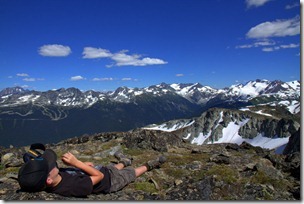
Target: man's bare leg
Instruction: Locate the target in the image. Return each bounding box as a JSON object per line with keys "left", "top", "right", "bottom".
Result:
{"left": 114, "top": 163, "right": 125, "bottom": 170}
{"left": 134, "top": 165, "right": 148, "bottom": 177}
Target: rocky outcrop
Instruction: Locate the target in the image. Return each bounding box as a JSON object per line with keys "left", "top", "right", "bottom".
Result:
{"left": 0, "top": 130, "right": 300, "bottom": 201}
{"left": 164, "top": 108, "right": 300, "bottom": 144}
{"left": 283, "top": 128, "right": 301, "bottom": 155}
{"left": 124, "top": 129, "right": 182, "bottom": 152}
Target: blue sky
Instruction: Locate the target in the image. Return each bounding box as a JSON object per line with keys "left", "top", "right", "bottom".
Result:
{"left": 0, "top": 0, "right": 301, "bottom": 91}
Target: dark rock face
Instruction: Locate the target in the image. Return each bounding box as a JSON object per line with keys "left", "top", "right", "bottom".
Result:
{"left": 173, "top": 108, "right": 300, "bottom": 144}
{"left": 123, "top": 129, "right": 182, "bottom": 152}
{"left": 283, "top": 128, "right": 300, "bottom": 155}
{"left": 0, "top": 130, "right": 300, "bottom": 201}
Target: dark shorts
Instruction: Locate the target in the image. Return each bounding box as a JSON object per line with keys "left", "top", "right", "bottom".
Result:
{"left": 106, "top": 164, "right": 136, "bottom": 193}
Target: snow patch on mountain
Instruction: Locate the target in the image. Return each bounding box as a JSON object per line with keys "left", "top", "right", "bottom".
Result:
{"left": 228, "top": 80, "right": 269, "bottom": 98}
{"left": 0, "top": 79, "right": 300, "bottom": 108}
{"left": 286, "top": 80, "right": 300, "bottom": 90}
{"left": 279, "top": 100, "right": 300, "bottom": 114}
{"left": 204, "top": 120, "right": 289, "bottom": 151}
{"left": 144, "top": 114, "right": 292, "bottom": 153}
{"left": 239, "top": 99, "right": 300, "bottom": 115}
{"left": 145, "top": 120, "right": 195, "bottom": 132}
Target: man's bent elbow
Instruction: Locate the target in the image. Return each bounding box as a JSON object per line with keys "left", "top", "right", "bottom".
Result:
{"left": 91, "top": 174, "right": 104, "bottom": 185}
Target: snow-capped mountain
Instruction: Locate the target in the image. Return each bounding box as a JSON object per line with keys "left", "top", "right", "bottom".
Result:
{"left": 143, "top": 107, "right": 300, "bottom": 154}
{"left": 0, "top": 79, "right": 300, "bottom": 108}
{"left": 0, "top": 86, "right": 28, "bottom": 97}
{"left": 0, "top": 79, "right": 300, "bottom": 147}
{"left": 220, "top": 79, "right": 300, "bottom": 101}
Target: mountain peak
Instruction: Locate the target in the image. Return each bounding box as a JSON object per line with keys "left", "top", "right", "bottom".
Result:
{"left": 0, "top": 86, "right": 28, "bottom": 97}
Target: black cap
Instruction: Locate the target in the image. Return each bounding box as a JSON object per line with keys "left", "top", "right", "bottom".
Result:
{"left": 18, "top": 149, "right": 57, "bottom": 192}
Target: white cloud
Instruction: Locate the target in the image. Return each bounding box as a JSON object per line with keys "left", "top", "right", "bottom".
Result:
{"left": 21, "top": 85, "right": 30, "bottom": 89}
{"left": 262, "top": 47, "right": 275, "bottom": 52}
{"left": 111, "top": 50, "right": 167, "bottom": 66}
{"left": 246, "top": 0, "right": 272, "bottom": 8}
{"left": 83, "top": 47, "right": 167, "bottom": 67}
{"left": 236, "top": 44, "right": 253, "bottom": 49}
{"left": 82, "top": 47, "right": 112, "bottom": 59}
{"left": 92, "top": 77, "right": 114, "bottom": 81}
{"left": 280, "top": 43, "right": 299, "bottom": 49}
{"left": 246, "top": 16, "right": 300, "bottom": 39}
{"left": 23, "top": 78, "right": 45, "bottom": 82}
{"left": 23, "top": 78, "right": 36, "bottom": 82}
{"left": 39, "top": 44, "right": 71, "bottom": 57}
{"left": 236, "top": 39, "right": 276, "bottom": 49}
{"left": 16, "top": 73, "right": 45, "bottom": 82}
{"left": 261, "top": 44, "right": 299, "bottom": 52}
{"left": 70, "top": 76, "right": 86, "bottom": 81}
{"left": 176, "top": 74, "right": 184, "bottom": 77}
{"left": 17, "top": 73, "right": 29, "bottom": 77}
{"left": 285, "top": 3, "right": 299, "bottom": 9}
{"left": 254, "top": 41, "right": 276, "bottom": 46}
{"left": 140, "top": 57, "right": 167, "bottom": 66}
{"left": 121, "top": 78, "right": 132, "bottom": 81}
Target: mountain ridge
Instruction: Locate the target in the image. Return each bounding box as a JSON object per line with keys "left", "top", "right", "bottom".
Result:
{"left": 0, "top": 79, "right": 300, "bottom": 108}
{"left": 143, "top": 107, "right": 300, "bottom": 153}
{"left": 0, "top": 79, "right": 300, "bottom": 148}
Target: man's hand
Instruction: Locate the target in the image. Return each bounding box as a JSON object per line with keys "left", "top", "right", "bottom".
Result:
{"left": 62, "top": 152, "right": 79, "bottom": 167}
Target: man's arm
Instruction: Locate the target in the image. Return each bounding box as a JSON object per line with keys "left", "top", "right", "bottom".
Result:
{"left": 62, "top": 152, "right": 104, "bottom": 185}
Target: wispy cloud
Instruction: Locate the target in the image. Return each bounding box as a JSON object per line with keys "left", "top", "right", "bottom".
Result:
{"left": 17, "top": 73, "right": 29, "bottom": 77}
{"left": 262, "top": 47, "right": 276, "bottom": 52}
{"left": 21, "top": 85, "right": 30, "bottom": 89}
{"left": 70, "top": 76, "right": 86, "bottom": 81}
{"left": 285, "top": 3, "right": 299, "bottom": 9}
{"left": 237, "top": 40, "right": 299, "bottom": 52}
{"left": 39, "top": 44, "right": 72, "bottom": 57}
{"left": 280, "top": 44, "right": 299, "bottom": 49}
{"left": 121, "top": 78, "right": 133, "bottom": 81}
{"left": 23, "top": 78, "right": 44, "bottom": 82}
{"left": 246, "top": 16, "right": 300, "bottom": 39}
{"left": 245, "top": 0, "right": 272, "bottom": 8}
{"left": 91, "top": 77, "right": 137, "bottom": 81}
{"left": 16, "top": 73, "right": 44, "bottom": 82}
{"left": 261, "top": 43, "right": 299, "bottom": 52}
{"left": 176, "top": 74, "right": 184, "bottom": 77}
{"left": 92, "top": 77, "right": 114, "bottom": 81}
{"left": 236, "top": 39, "right": 276, "bottom": 49}
{"left": 83, "top": 47, "right": 168, "bottom": 67}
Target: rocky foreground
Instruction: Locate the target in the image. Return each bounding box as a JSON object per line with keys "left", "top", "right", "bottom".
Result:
{"left": 0, "top": 129, "right": 301, "bottom": 201}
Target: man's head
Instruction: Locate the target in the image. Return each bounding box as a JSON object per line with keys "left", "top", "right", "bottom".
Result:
{"left": 18, "top": 149, "right": 57, "bottom": 192}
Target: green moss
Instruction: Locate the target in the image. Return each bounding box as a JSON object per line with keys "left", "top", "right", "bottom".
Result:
{"left": 99, "top": 140, "right": 119, "bottom": 151}
{"left": 251, "top": 171, "right": 269, "bottom": 184}
{"left": 164, "top": 168, "right": 188, "bottom": 179}
{"left": 134, "top": 181, "right": 158, "bottom": 194}
{"left": 167, "top": 154, "right": 208, "bottom": 166}
{"left": 205, "top": 164, "right": 238, "bottom": 184}
{"left": 262, "top": 188, "right": 274, "bottom": 200}
{"left": 251, "top": 171, "right": 289, "bottom": 191}
{"left": 124, "top": 148, "right": 147, "bottom": 157}
{"left": 193, "top": 169, "right": 206, "bottom": 181}
{"left": 1, "top": 166, "right": 19, "bottom": 174}
{"left": 0, "top": 164, "right": 4, "bottom": 171}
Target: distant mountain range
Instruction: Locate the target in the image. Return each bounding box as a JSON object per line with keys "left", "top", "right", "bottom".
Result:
{"left": 0, "top": 79, "right": 300, "bottom": 147}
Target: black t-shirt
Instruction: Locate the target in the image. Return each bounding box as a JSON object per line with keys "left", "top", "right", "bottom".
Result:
{"left": 46, "top": 167, "right": 111, "bottom": 197}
